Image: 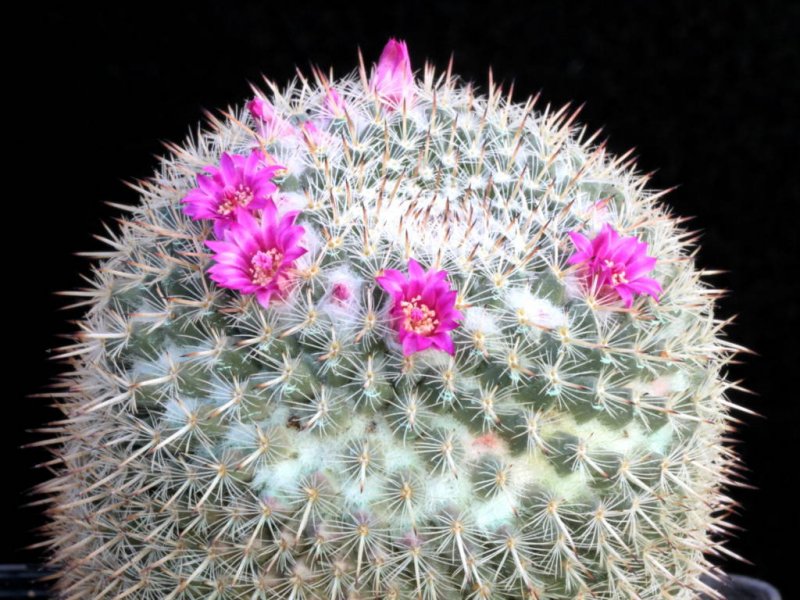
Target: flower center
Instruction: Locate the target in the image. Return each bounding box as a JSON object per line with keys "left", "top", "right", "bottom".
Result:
{"left": 603, "top": 259, "right": 628, "bottom": 286}
{"left": 217, "top": 184, "right": 255, "bottom": 215}
{"left": 249, "top": 249, "right": 283, "bottom": 286}
{"left": 400, "top": 295, "right": 438, "bottom": 335}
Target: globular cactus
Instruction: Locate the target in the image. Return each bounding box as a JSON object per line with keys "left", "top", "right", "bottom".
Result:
{"left": 36, "top": 38, "right": 749, "bottom": 599}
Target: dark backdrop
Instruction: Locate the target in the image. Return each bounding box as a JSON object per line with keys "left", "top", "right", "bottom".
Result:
{"left": 11, "top": 1, "right": 798, "bottom": 594}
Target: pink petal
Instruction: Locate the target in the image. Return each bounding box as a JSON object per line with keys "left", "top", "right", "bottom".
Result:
{"left": 219, "top": 153, "right": 236, "bottom": 185}
{"left": 431, "top": 333, "right": 455, "bottom": 356}
{"left": 325, "top": 87, "right": 346, "bottom": 116}
{"left": 609, "top": 237, "right": 640, "bottom": 264}
{"left": 376, "top": 269, "right": 407, "bottom": 297}
{"left": 628, "top": 277, "right": 662, "bottom": 298}
{"left": 255, "top": 288, "right": 274, "bottom": 307}
{"left": 626, "top": 255, "right": 657, "bottom": 279}
{"left": 407, "top": 257, "right": 425, "bottom": 281}
{"left": 615, "top": 285, "right": 634, "bottom": 308}
{"left": 568, "top": 230, "right": 592, "bottom": 254}
{"left": 213, "top": 219, "right": 231, "bottom": 239}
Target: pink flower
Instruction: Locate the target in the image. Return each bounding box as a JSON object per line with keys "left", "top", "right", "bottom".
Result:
{"left": 324, "top": 87, "right": 346, "bottom": 118}
{"left": 567, "top": 224, "right": 662, "bottom": 308}
{"left": 181, "top": 149, "right": 283, "bottom": 239}
{"left": 376, "top": 258, "right": 463, "bottom": 356}
{"left": 323, "top": 269, "right": 362, "bottom": 313}
{"left": 299, "top": 120, "right": 331, "bottom": 148}
{"left": 369, "top": 38, "right": 414, "bottom": 109}
{"left": 332, "top": 282, "right": 351, "bottom": 302}
{"left": 247, "top": 97, "right": 296, "bottom": 139}
{"left": 204, "top": 198, "right": 307, "bottom": 308}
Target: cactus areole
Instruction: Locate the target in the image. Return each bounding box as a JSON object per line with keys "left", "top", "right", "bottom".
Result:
{"left": 39, "top": 39, "right": 748, "bottom": 599}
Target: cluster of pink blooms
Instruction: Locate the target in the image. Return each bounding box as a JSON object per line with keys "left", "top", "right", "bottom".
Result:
{"left": 181, "top": 148, "right": 307, "bottom": 309}
{"left": 181, "top": 38, "right": 661, "bottom": 358}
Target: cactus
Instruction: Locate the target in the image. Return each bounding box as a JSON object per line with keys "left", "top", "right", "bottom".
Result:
{"left": 36, "top": 38, "right": 748, "bottom": 599}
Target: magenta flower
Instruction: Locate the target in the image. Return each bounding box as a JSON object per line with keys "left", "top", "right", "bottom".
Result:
{"left": 567, "top": 224, "right": 663, "bottom": 308}
{"left": 204, "top": 198, "right": 307, "bottom": 308}
{"left": 332, "top": 282, "right": 352, "bottom": 302}
{"left": 181, "top": 149, "right": 283, "bottom": 239}
{"left": 299, "top": 120, "right": 330, "bottom": 148}
{"left": 376, "top": 258, "right": 463, "bottom": 356}
{"left": 369, "top": 38, "right": 414, "bottom": 108}
{"left": 247, "top": 97, "right": 296, "bottom": 139}
{"left": 324, "top": 87, "right": 346, "bottom": 118}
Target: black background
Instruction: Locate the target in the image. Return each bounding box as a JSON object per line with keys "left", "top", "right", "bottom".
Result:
{"left": 10, "top": 1, "right": 798, "bottom": 594}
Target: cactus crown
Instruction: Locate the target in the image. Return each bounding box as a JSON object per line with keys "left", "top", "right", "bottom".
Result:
{"left": 37, "top": 39, "right": 747, "bottom": 599}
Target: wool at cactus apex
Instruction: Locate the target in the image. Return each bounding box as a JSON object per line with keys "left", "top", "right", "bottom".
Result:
{"left": 7, "top": 2, "right": 798, "bottom": 597}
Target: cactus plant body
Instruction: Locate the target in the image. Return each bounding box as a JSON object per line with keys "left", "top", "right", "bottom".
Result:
{"left": 36, "top": 39, "right": 748, "bottom": 599}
